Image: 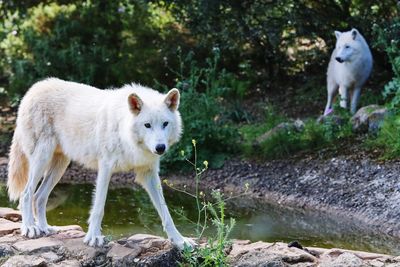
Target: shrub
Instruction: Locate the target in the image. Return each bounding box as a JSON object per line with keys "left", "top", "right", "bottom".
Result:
{"left": 373, "top": 16, "right": 400, "bottom": 110}
{"left": 0, "top": 1, "right": 180, "bottom": 100}
{"left": 160, "top": 49, "right": 240, "bottom": 171}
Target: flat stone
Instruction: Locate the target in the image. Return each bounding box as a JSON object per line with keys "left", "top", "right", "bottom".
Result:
{"left": 13, "top": 237, "right": 63, "bottom": 254}
{"left": 41, "top": 251, "right": 60, "bottom": 262}
{"left": 229, "top": 241, "right": 316, "bottom": 267}
{"left": 0, "top": 243, "right": 14, "bottom": 257}
{"left": 351, "top": 104, "right": 388, "bottom": 134}
{"left": 2, "top": 255, "right": 47, "bottom": 267}
{"left": 0, "top": 218, "right": 21, "bottom": 236}
{"left": 107, "top": 243, "right": 141, "bottom": 265}
{"left": 62, "top": 237, "right": 100, "bottom": 262}
{"left": 56, "top": 224, "right": 83, "bottom": 232}
{"left": 0, "top": 157, "right": 8, "bottom": 165}
{"left": 126, "top": 234, "right": 172, "bottom": 251}
{"left": 320, "top": 252, "right": 364, "bottom": 267}
{"left": 51, "top": 226, "right": 85, "bottom": 240}
{"left": 49, "top": 259, "right": 81, "bottom": 267}
{"left": 0, "top": 207, "right": 21, "bottom": 221}
{"left": 0, "top": 233, "right": 23, "bottom": 243}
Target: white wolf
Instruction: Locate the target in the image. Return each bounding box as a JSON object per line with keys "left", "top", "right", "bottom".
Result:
{"left": 324, "top": 28, "right": 373, "bottom": 115}
{"left": 7, "top": 78, "right": 194, "bottom": 248}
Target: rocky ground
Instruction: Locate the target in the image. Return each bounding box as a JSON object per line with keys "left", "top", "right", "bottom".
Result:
{"left": 1, "top": 207, "right": 399, "bottom": 267}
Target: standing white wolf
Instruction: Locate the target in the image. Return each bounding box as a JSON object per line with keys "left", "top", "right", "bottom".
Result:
{"left": 324, "top": 28, "right": 373, "bottom": 115}
{"left": 7, "top": 78, "right": 194, "bottom": 248}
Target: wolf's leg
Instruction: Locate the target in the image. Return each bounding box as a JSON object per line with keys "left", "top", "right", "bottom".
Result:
{"left": 136, "top": 170, "right": 195, "bottom": 249}
{"left": 21, "top": 138, "right": 56, "bottom": 238}
{"left": 34, "top": 153, "right": 70, "bottom": 235}
{"left": 351, "top": 86, "right": 362, "bottom": 114}
{"left": 339, "top": 86, "right": 349, "bottom": 109}
{"left": 84, "top": 162, "right": 112, "bottom": 247}
{"left": 324, "top": 81, "right": 339, "bottom": 115}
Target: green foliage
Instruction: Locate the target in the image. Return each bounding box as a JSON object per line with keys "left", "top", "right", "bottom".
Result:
{"left": 367, "top": 114, "right": 400, "bottom": 158}
{"left": 241, "top": 110, "right": 353, "bottom": 159}
{"left": 158, "top": 0, "right": 397, "bottom": 82}
{"left": 160, "top": 49, "right": 239, "bottom": 171}
{"left": 0, "top": 1, "right": 180, "bottom": 99}
{"left": 373, "top": 15, "right": 400, "bottom": 110}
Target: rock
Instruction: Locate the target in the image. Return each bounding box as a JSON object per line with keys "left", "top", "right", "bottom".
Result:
{"left": 0, "top": 243, "right": 14, "bottom": 257}
{"left": 41, "top": 251, "right": 61, "bottom": 262}
{"left": 0, "top": 233, "right": 24, "bottom": 244}
{"left": 228, "top": 241, "right": 316, "bottom": 267}
{"left": 0, "top": 218, "right": 21, "bottom": 236}
{"left": 0, "top": 207, "right": 22, "bottom": 222}
{"left": 107, "top": 243, "right": 141, "bottom": 266}
{"left": 125, "top": 234, "right": 173, "bottom": 251}
{"left": 61, "top": 237, "right": 101, "bottom": 264}
{"left": 0, "top": 157, "right": 8, "bottom": 166}
{"left": 123, "top": 234, "right": 181, "bottom": 266}
{"left": 1, "top": 255, "right": 47, "bottom": 267}
{"left": 351, "top": 105, "right": 388, "bottom": 134}
{"left": 49, "top": 259, "right": 81, "bottom": 267}
{"left": 320, "top": 252, "right": 364, "bottom": 267}
{"left": 255, "top": 119, "right": 305, "bottom": 146}
{"left": 317, "top": 114, "right": 346, "bottom": 125}
{"left": 13, "top": 237, "right": 63, "bottom": 254}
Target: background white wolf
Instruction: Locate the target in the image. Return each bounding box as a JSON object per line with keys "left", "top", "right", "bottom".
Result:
{"left": 7, "top": 78, "right": 194, "bottom": 248}
{"left": 324, "top": 28, "right": 373, "bottom": 115}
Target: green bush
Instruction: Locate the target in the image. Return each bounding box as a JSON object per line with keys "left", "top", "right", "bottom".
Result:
{"left": 373, "top": 16, "right": 400, "bottom": 110}
{"left": 160, "top": 49, "right": 239, "bottom": 171}
{"left": 367, "top": 114, "right": 400, "bottom": 158}
{"left": 0, "top": 1, "right": 181, "bottom": 99}
{"left": 157, "top": 0, "right": 397, "bottom": 83}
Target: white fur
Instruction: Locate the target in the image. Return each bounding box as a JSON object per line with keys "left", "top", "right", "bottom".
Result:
{"left": 7, "top": 78, "right": 194, "bottom": 249}
{"left": 324, "top": 28, "right": 373, "bottom": 115}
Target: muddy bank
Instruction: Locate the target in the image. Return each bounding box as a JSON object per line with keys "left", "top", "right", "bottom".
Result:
{"left": 0, "top": 148, "right": 399, "bottom": 249}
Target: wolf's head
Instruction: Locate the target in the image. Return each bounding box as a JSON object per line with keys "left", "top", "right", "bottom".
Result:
{"left": 127, "top": 88, "right": 182, "bottom": 156}
{"left": 334, "top": 28, "right": 365, "bottom": 63}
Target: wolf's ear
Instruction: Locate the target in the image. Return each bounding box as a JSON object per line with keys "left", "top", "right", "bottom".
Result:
{"left": 128, "top": 93, "right": 143, "bottom": 115}
{"left": 164, "top": 88, "right": 180, "bottom": 111}
{"left": 335, "top": 31, "right": 342, "bottom": 39}
{"left": 351, "top": 28, "right": 358, "bottom": 40}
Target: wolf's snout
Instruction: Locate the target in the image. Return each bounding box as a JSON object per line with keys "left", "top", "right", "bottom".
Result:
{"left": 155, "top": 144, "right": 166, "bottom": 155}
{"left": 335, "top": 57, "right": 344, "bottom": 63}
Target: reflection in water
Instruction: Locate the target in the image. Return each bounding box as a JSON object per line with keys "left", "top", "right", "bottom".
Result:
{"left": 0, "top": 183, "right": 399, "bottom": 254}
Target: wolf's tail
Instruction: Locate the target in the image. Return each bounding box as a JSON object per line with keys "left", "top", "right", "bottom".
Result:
{"left": 7, "top": 135, "right": 29, "bottom": 201}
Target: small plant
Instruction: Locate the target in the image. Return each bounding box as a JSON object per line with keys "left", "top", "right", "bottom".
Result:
{"left": 164, "top": 140, "right": 249, "bottom": 266}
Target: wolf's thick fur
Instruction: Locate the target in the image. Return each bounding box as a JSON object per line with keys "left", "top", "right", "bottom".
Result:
{"left": 7, "top": 78, "right": 193, "bottom": 248}
{"left": 324, "top": 28, "right": 373, "bottom": 115}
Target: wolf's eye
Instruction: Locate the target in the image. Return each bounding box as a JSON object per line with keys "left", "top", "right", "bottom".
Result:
{"left": 163, "top": 121, "right": 169, "bottom": 128}
{"left": 144, "top": 123, "right": 151, "bottom": 128}
{"left": 345, "top": 45, "right": 350, "bottom": 49}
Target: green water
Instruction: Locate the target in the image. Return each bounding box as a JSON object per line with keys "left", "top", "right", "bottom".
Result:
{"left": 1, "top": 183, "right": 399, "bottom": 255}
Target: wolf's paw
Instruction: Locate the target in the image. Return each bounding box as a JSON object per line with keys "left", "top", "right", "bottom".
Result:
{"left": 84, "top": 233, "right": 106, "bottom": 247}
{"left": 37, "top": 224, "right": 59, "bottom": 235}
{"left": 171, "top": 236, "right": 197, "bottom": 250}
{"left": 21, "top": 224, "right": 42, "bottom": 238}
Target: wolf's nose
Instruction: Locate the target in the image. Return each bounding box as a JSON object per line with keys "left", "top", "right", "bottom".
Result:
{"left": 155, "top": 144, "right": 166, "bottom": 154}
{"left": 335, "top": 57, "right": 344, "bottom": 63}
